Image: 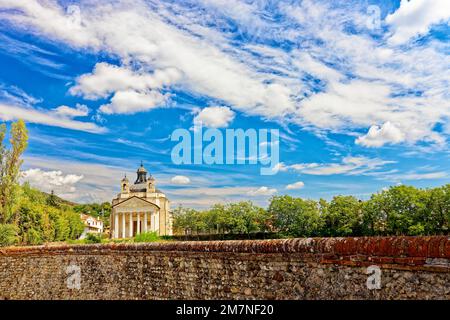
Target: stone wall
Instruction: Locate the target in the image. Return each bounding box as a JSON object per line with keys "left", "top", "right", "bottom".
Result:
{"left": 0, "top": 236, "right": 449, "bottom": 300}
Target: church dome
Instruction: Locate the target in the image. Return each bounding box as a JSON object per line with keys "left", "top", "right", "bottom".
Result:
{"left": 135, "top": 162, "right": 148, "bottom": 184}
{"left": 121, "top": 175, "right": 129, "bottom": 183}
{"left": 137, "top": 162, "right": 147, "bottom": 173}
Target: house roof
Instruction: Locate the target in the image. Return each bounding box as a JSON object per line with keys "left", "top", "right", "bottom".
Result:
{"left": 112, "top": 195, "right": 161, "bottom": 209}
{"left": 80, "top": 213, "right": 102, "bottom": 223}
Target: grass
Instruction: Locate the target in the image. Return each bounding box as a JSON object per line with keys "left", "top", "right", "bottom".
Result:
{"left": 67, "top": 231, "right": 164, "bottom": 244}
{"left": 134, "top": 231, "right": 160, "bottom": 242}
{"left": 62, "top": 231, "right": 170, "bottom": 245}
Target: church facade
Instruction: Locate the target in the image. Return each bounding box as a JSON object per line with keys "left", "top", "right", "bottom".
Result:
{"left": 110, "top": 163, "right": 172, "bottom": 238}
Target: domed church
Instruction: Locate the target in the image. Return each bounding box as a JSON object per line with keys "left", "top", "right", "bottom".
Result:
{"left": 110, "top": 163, "right": 172, "bottom": 238}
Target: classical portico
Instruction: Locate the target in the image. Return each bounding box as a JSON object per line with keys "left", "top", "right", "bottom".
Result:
{"left": 112, "top": 197, "right": 160, "bottom": 238}
{"left": 110, "top": 164, "right": 172, "bottom": 238}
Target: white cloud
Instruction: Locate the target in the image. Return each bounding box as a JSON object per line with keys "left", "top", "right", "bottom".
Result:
{"left": 53, "top": 104, "right": 89, "bottom": 118}
{"left": 193, "top": 106, "right": 235, "bottom": 128}
{"left": 22, "top": 156, "right": 129, "bottom": 203}
{"left": 171, "top": 175, "right": 191, "bottom": 185}
{"left": 0, "top": 102, "right": 106, "bottom": 133}
{"left": 299, "top": 80, "right": 392, "bottom": 129}
{"left": 272, "top": 162, "right": 288, "bottom": 172}
{"left": 286, "top": 181, "right": 305, "bottom": 190}
{"left": 247, "top": 186, "right": 277, "bottom": 196}
{"left": 70, "top": 63, "right": 181, "bottom": 99}
{"left": 99, "top": 90, "right": 168, "bottom": 115}
{"left": 386, "top": 0, "right": 450, "bottom": 45}
{"left": 356, "top": 122, "right": 405, "bottom": 147}
{"left": 21, "top": 168, "right": 84, "bottom": 195}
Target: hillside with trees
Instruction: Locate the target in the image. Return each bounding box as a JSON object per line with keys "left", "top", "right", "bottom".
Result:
{"left": 0, "top": 120, "right": 85, "bottom": 246}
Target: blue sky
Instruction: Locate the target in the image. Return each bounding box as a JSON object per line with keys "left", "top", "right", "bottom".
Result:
{"left": 0, "top": 0, "right": 449, "bottom": 208}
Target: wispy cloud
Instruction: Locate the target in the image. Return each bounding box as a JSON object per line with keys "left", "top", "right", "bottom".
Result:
{"left": 0, "top": 84, "right": 106, "bottom": 133}
{"left": 0, "top": 102, "right": 106, "bottom": 133}
{"left": 374, "top": 170, "right": 448, "bottom": 182}
{"left": 0, "top": 32, "right": 70, "bottom": 79}
{"left": 0, "top": 84, "right": 42, "bottom": 107}
{"left": 278, "top": 156, "right": 395, "bottom": 176}
{"left": 1, "top": 0, "right": 449, "bottom": 148}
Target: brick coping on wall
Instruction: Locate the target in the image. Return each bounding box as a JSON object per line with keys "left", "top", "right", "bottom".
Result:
{"left": 1, "top": 236, "right": 449, "bottom": 272}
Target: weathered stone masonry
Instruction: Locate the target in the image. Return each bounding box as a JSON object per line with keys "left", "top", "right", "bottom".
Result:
{"left": 0, "top": 236, "right": 449, "bottom": 299}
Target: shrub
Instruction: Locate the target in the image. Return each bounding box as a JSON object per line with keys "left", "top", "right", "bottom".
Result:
{"left": 0, "top": 224, "right": 18, "bottom": 246}
{"left": 24, "top": 228, "right": 43, "bottom": 245}
{"left": 134, "top": 231, "right": 160, "bottom": 242}
{"left": 84, "top": 233, "right": 102, "bottom": 244}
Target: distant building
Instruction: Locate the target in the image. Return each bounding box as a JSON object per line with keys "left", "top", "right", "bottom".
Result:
{"left": 110, "top": 163, "right": 172, "bottom": 238}
{"left": 79, "top": 213, "right": 104, "bottom": 239}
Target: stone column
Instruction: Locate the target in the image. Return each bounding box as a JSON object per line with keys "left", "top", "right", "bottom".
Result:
{"left": 144, "top": 212, "right": 148, "bottom": 232}
{"left": 129, "top": 212, "right": 133, "bottom": 238}
{"left": 151, "top": 210, "right": 155, "bottom": 231}
{"left": 122, "top": 212, "right": 126, "bottom": 238}
{"left": 137, "top": 212, "right": 141, "bottom": 235}
{"left": 114, "top": 212, "right": 119, "bottom": 239}
{"left": 156, "top": 210, "right": 160, "bottom": 235}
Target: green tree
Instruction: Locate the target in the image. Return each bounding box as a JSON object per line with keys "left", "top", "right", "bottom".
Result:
{"left": 16, "top": 200, "right": 44, "bottom": 245}
{"left": 0, "top": 120, "right": 28, "bottom": 224}
{"left": 322, "top": 196, "right": 362, "bottom": 236}
{"left": 203, "top": 204, "right": 222, "bottom": 234}
{"left": 213, "top": 204, "right": 233, "bottom": 234}
{"left": 268, "top": 195, "right": 322, "bottom": 237}
{"left": 52, "top": 211, "right": 70, "bottom": 241}
{"left": 423, "top": 185, "right": 449, "bottom": 234}
{"left": 363, "top": 185, "right": 427, "bottom": 236}
{"left": 226, "top": 201, "right": 265, "bottom": 234}
{"left": 0, "top": 224, "right": 18, "bottom": 246}
{"left": 172, "top": 207, "right": 204, "bottom": 235}
{"left": 66, "top": 210, "right": 85, "bottom": 239}
{"left": 46, "top": 190, "right": 60, "bottom": 208}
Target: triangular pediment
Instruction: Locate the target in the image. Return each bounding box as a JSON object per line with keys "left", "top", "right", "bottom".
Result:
{"left": 113, "top": 196, "right": 160, "bottom": 209}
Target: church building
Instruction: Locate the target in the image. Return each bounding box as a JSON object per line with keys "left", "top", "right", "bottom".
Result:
{"left": 110, "top": 163, "right": 172, "bottom": 238}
